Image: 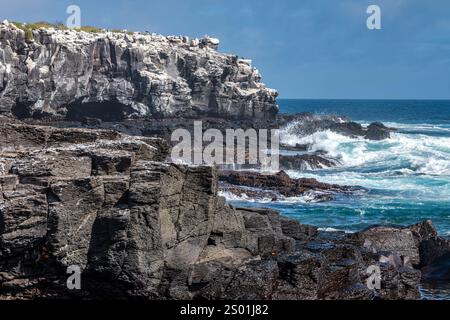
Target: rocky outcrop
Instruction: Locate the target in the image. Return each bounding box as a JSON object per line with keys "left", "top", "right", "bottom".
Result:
{"left": 279, "top": 154, "right": 338, "bottom": 171}
{"left": 0, "top": 22, "right": 278, "bottom": 120}
{"left": 279, "top": 143, "right": 310, "bottom": 152}
{"left": 354, "top": 221, "right": 450, "bottom": 292}
{"left": 219, "top": 170, "right": 357, "bottom": 202}
{"left": 279, "top": 113, "right": 396, "bottom": 140}
{"left": 2, "top": 122, "right": 446, "bottom": 300}
{"left": 365, "top": 122, "right": 392, "bottom": 140}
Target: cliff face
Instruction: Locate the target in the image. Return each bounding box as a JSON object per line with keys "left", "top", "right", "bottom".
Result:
{"left": 0, "top": 21, "right": 278, "bottom": 120}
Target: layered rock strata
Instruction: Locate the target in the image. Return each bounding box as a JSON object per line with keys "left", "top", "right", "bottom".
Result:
{"left": 0, "top": 22, "right": 278, "bottom": 120}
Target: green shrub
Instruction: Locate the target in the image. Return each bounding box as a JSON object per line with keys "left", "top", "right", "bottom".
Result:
{"left": 12, "top": 21, "right": 66, "bottom": 31}
{"left": 11, "top": 21, "right": 24, "bottom": 29}
{"left": 24, "top": 28, "right": 34, "bottom": 41}
{"left": 78, "top": 26, "right": 103, "bottom": 33}
{"left": 110, "top": 29, "right": 135, "bottom": 35}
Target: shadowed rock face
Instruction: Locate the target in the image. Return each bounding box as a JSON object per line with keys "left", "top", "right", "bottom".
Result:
{"left": 0, "top": 22, "right": 278, "bottom": 120}
{"left": 1, "top": 123, "right": 447, "bottom": 300}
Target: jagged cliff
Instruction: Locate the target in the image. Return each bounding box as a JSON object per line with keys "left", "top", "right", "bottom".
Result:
{"left": 0, "top": 21, "right": 278, "bottom": 120}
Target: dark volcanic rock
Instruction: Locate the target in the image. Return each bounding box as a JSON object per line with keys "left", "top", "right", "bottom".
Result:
{"left": 219, "top": 170, "right": 356, "bottom": 202}
{"left": 0, "top": 123, "right": 445, "bottom": 301}
{"left": 352, "top": 221, "right": 450, "bottom": 298}
{"left": 278, "top": 113, "right": 396, "bottom": 141}
{"left": 365, "top": 122, "right": 392, "bottom": 140}
{"left": 279, "top": 154, "right": 338, "bottom": 170}
{"left": 355, "top": 220, "right": 450, "bottom": 268}
{"left": 354, "top": 225, "right": 421, "bottom": 266}
{"left": 408, "top": 221, "right": 450, "bottom": 286}
{"left": 280, "top": 143, "right": 310, "bottom": 152}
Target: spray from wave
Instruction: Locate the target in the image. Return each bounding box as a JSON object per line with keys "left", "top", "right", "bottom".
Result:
{"left": 280, "top": 123, "right": 450, "bottom": 176}
{"left": 224, "top": 113, "right": 450, "bottom": 237}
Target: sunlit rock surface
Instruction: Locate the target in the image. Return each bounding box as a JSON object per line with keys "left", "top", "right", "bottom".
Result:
{"left": 0, "top": 22, "right": 278, "bottom": 120}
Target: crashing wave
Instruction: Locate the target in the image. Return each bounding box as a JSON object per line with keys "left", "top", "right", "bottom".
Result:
{"left": 281, "top": 126, "right": 450, "bottom": 176}
{"left": 219, "top": 190, "right": 330, "bottom": 204}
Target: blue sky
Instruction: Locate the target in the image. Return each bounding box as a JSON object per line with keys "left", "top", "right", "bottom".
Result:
{"left": 1, "top": 0, "right": 450, "bottom": 99}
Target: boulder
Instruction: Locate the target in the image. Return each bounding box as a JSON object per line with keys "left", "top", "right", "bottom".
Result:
{"left": 355, "top": 225, "right": 420, "bottom": 266}
{"left": 365, "top": 122, "right": 393, "bottom": 140}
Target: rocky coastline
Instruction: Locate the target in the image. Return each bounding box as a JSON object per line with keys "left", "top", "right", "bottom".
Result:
{"left": 1, "top": 22, "right": 449, "bottom": 300}
{"left": 0, "top": 122, "right": 448, "bottom": 300}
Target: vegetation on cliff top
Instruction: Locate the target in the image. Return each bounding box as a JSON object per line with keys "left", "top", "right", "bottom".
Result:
{"left": 10, "top": 21, "right": 134, "bottom": 41}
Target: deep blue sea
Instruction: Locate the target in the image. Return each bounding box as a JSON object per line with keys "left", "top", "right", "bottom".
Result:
{"left": 228, "top": 99, "right": 450, "bottom": 236}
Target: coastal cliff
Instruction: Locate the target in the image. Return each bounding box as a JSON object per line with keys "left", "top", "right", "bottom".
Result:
{"left": 1, "top": 23, "right": 449, "bottom": 300}
{"left": 0, "top": 21, "right": 278, "bottom": 120}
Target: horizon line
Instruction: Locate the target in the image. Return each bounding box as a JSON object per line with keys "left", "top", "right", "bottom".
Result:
{"left": 277, "top": 98, "right": 450, "bottom": 101}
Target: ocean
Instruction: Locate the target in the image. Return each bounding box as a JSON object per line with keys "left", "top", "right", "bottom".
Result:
{"left": 227, "top": 99, "right": 450, "bottom": 236}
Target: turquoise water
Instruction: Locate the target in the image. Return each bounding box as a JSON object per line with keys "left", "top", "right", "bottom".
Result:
{"left": 228, "top": 99, "right": 450, "bottom": 236}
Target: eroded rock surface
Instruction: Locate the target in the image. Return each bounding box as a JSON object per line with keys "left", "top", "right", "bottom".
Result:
{"left": 219, "top": 170, "right": 357, "bottom": 202}
{"left": 1, "top": 123, "right": 446, "bottom": 300}
{"left": 0, "top": 22, "right": 277, "bottom": 120}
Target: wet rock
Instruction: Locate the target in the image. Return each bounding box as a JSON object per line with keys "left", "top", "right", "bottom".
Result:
{"left": 353, "top": 220, "right": 450, "bottom": 290}
{"left": 421, "top": 255, "right": 450, "bottom": 284}
{"left": 278, "top": 113, "right": 395, "bottom": 140}
{"left": 279, "top": 154, "right": 337, "bottom": 170}
{"left": 365, "top": 122, "right": 392, "bottom": 140}
{"left": 280, "top": 143, "right": 310, "bottom": 152}
{"left": 418, "top": 237, "right": 450, "bottom": 268}
{"left": 413, "top": 220, "right": 450, "bottom": 287}
{"left": 219, "top": 170, "right": 356, "bottom": 201}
